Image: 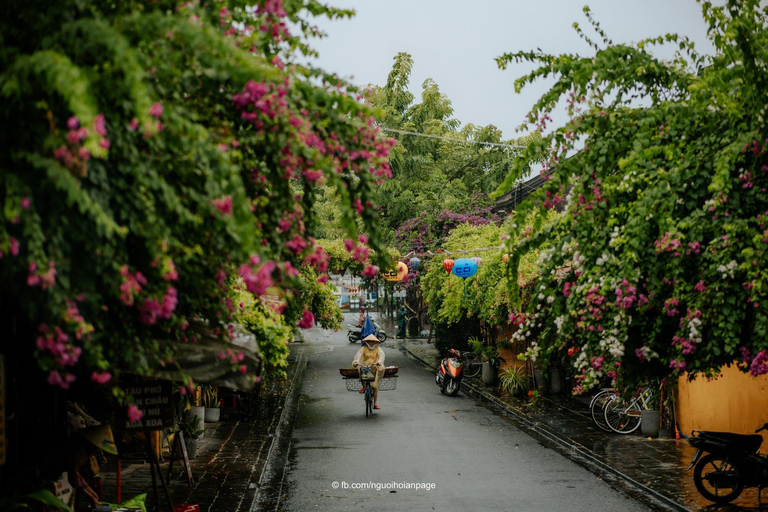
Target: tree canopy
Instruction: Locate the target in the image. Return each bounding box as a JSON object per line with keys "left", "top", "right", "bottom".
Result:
{"left": 0, "top": 0, "right": 393, "bottom": 394}
{"left": 497, "top": 1, "right": 768, "bottom": 392}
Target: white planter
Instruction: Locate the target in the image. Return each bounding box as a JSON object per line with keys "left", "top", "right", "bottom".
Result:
{"left": 204, "top": 407, "right": 220, "bottom": 423}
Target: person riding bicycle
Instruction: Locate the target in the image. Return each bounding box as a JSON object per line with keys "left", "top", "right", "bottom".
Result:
{"left": 352, "top": 334, "right": 385, "bottom": 409}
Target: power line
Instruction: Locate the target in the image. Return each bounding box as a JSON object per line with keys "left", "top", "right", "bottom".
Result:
{"left": 381, "top": 127, "right": 527, "bottom": 150}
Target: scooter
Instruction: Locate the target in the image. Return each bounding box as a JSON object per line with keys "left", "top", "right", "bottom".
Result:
{"left": 687, "top": 422, "right": 768, "bottom": 504}
{"left": 435, "top": 348, "right": 464, "bottom": 396}
{"left": 347, "top": 322, "right": 387, "bottom": 343}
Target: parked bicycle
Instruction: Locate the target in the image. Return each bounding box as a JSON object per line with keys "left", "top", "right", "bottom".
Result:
{"left": 602, "top": 387, "right": 655, "bottom": 434}
{"left": 589, "top": 387, "right": 655, "bottom": 434}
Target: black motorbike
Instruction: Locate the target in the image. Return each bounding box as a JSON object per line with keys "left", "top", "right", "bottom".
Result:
{"left": 347, "top": 323, "right": 387, "bottom": 344}
{"left": 687, "top": 422, "right": 768, "bottom": 504}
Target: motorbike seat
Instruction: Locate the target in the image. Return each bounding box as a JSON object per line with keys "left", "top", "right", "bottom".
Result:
{"left": 696, "top": 431, "right": 763, "bottom": 453}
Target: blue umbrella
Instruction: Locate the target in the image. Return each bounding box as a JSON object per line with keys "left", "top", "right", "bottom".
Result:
{"left": 360, "top": 313, "right": 376, "bottom": 344}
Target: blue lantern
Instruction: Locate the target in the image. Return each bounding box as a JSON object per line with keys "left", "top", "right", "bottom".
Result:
{"left": 409, "top": 257, "right": 421, "bottom": 271}
{"left": 451, "top": 258, "right": 478, "bottom": 279}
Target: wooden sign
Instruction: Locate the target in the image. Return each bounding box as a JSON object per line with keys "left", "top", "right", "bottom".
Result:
{"left": 116, "top": 380, "right": 174, "bottom": 431}
{"left": 0, "top": 355, "right": 5, "bottom": 466}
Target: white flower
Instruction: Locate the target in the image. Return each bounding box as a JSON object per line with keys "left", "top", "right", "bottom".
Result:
{"left": 546, "top": 295, "right": 555, "bottom": 304}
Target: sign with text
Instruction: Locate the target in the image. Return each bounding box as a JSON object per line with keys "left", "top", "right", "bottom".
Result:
{"left": 116, "top": 380, "right": 174, "bottom": 431}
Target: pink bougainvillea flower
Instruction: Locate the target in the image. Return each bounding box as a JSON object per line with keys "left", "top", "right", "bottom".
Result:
{"left": 94, "top": 113, "right": 108, "bottom": 137}
{"left": 149, "top": 102, "right": 164, "bottom": 118}
{"left": 285, "top": 235, "right": 308, "bottom": 254}
{"left": 361, "top": 264, "right": 379, "bottom": 278}
{"left": 91, "top": 371, "right": 112, "bottom": 384}
{"left": 357, "top": 234, "right": 369, "bottom": 244}
{"left": 127, "top": 405, "right": 143, "bottom": 422}
{"left": 48, "top": 370, "right": 76, "bottom": 389}
{"left": 212, "top": 195, "right": 233, "bottom": 217}
{"left": 343, "top": 239, "right": 355, "bottom": 252}
{"left": 10, "top": 238, "right": 19, "bottom": 256}
{"left": 100, "top": 138, "right": 111, "bottom": 149}
{"left": 297, "top": 309, "right": 315, "bottom": 329}
{"left": 128, "top": 118, "right": 139, "bottom": 131}
{"left": 67, "top": 116, "right": 80, "bottom": 130}
{"left": 21, "top": 197, "right": 30, "bottom": 210}
{"left": 239, "top": 364, "right": 248, "bottom": 374}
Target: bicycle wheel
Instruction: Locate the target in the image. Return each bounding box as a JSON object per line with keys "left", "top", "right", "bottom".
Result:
{"left": 693, "top": 454, "right": 744, "bottom": 504}
{"left": 364, "top": 384, "right": 372, "bottom": 417}
{"left": 462, "top": 353, "right": 482, "bottom": 378}
{"left": 603, "top": 395, "right": 642, "bottom": 434}
{"left": 590, "top": 389, "right": 617, "bottom": 432}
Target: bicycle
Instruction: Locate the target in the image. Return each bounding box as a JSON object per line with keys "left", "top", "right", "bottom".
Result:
{"left": 603, "top": 387, "right": 655, "bottom": 434}
{"left": 358, "top": 365, "right": 377, "bottom": 417}
{"left": 460, "top": 351, "right": 482, "bottom": 379}
{"left": 340, "top": 365, "right": 398, "bottom": 417}
{"left": 589, "top": 388, "right": 618, "bottom": 432}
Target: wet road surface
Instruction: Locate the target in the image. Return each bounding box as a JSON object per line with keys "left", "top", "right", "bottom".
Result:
{"left": 270, "top": 314, "right": 649, "bottom": 511}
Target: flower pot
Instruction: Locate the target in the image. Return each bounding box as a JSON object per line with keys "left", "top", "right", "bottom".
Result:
{"left": 184, "top": 436, "right": 198, "bottom": 459}
{"left": 185, "top": 406, "right": 205, "bottom": 438}
{"left": 482, "top": 362, "right": 498, "bottom": 386}
{"left": 533, "top": 369, "right": 548, "bottom": 393}
{"left": 641, "top": 410, "right": 660, "bottom": 438}
{"left": 204, "top": 407, "right": 220, "bottom": 423}
{"left": 549, "top": 367, "right": 564, "bottom": 394}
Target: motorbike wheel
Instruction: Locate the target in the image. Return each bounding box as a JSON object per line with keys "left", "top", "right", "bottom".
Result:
{"left": 377, "top": 332, "right": 387, "bottom": 343}
{"left": 693, "top": 454, "right": 744, "bottom": 504}
{"left": 348, "top": 334, "right": 358, "bottom": 343}
{"left": 445, "top": 378, "right": 460, "bottom": 396}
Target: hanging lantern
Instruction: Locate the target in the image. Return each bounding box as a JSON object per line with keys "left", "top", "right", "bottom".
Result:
{"left": 409, "top": 256, "right": 421, "bottom": 271}
{"left": 471, "top": 256, "right": 483, "bottom": 267}
{"left": 382, "top": 261, "right": 409, "bottom": 282}
{"left": 502, "top": 254, "right": 509, "bottom": 264}
{"left": 451, "top": 258, "right": 478, "bottom": 279}
{"left": 443, "top": 258, "right": 455, "bottom": 274}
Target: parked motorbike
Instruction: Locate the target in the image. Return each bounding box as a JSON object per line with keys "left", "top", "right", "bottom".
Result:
{"left": 347, "top": 323, "right": 387, "bottom": 343}
{"left": 435, "top": 348, "right": 464, "bottom": 396}
{"left": 687, "top": 422, "right": 768, "bottom": 504}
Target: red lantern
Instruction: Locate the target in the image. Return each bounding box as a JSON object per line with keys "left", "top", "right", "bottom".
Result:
{"left": 443, "top": 258, "right": 455, "bottom": 274}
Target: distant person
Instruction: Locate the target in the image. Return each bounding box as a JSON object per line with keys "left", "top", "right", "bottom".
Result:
{"left": 396, "top": 305, "right": 407, "bottom": 339}
{"left": 357, "top": 305, "right": 367, "bottom": 327}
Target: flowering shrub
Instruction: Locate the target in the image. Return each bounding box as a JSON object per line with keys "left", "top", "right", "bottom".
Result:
{"left": 421, "top": 212, "right": 550, "bottom": 328}
{"left": 496, "top": 3, "right": 768, "bottom": 392}
{"left": 0, "top": 0, "right": 393, "bottom": 394}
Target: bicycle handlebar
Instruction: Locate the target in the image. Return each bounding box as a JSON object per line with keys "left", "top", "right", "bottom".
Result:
{"left": 756, "top": 423, "right": 768, "bottom": 433}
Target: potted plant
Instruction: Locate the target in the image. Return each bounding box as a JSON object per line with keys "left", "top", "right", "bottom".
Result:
{"left": 178, "top": 386, "right": 205, "bottom": 438}
{"left": 469, "top": 337, "right": 505, "bottom": 386}
{"left": 499, "top": 366, "right": 531, "bottom": 397}
{"left": 202, "top": 386, "right": 220, "bottom": 423}
{"left": 177, "top": 414, "right": 205, "bottom": 459}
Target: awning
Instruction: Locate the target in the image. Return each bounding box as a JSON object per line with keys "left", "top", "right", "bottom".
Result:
{"left": 154, "top": 322, "right": 262, "bottom": 391}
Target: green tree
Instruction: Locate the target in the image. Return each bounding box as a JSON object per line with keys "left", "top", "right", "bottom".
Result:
{"left": 0, "top": 0, "right": 393, "bottom": 393}
{"left": 496, "top": 2, "right": 768, "bottom": 393}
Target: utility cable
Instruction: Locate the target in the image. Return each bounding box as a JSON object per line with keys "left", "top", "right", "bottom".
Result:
{"left": 381, "top": 127, "right": 527, "bottom": 150}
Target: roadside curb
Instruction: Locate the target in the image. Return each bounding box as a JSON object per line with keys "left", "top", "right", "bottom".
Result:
{"left": 396, "top": 341, "right": 689, "bottom": 512}
{"left": 250, "top": 348, "right": 309, "bottom": 511}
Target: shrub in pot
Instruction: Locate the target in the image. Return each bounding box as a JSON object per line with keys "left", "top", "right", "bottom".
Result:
{"left": 202, "top": 386, "right": 220, "bottom": 423}
{"left": 469, "top": 337, "right": 505, "bottom": 386}
{"left": 178, "top": 414, "right": 205, "bottom": 459}
{"left": 499, "top": 366, "right": 531, "bottom": 397}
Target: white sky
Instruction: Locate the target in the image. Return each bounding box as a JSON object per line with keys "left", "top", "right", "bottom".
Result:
{"left": 307, "top": 1, "right": 716, "bottom": 139}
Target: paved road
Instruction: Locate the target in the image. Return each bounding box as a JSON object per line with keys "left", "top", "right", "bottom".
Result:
{"left": 278, "top": 313, "right": 649, "bottom": 511}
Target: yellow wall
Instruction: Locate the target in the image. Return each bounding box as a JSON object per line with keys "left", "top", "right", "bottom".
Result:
{"left": 676, "top": 365, "right": 768, "bottom": 445}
